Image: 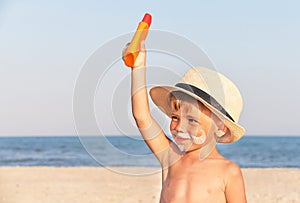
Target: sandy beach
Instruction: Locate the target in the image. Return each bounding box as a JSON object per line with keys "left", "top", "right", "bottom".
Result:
{"left": 0, "top": 167, "right": 299, "bottom": 203}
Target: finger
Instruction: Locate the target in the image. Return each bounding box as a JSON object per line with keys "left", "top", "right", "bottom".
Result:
{"left": 139, "top": 40, "right": 146, "bottom": 52}
{"left": 122, "top": 42, "right": 131, "bottom": 58}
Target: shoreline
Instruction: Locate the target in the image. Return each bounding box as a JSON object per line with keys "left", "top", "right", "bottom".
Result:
{"left": 0, "top": 167, "right": 299, "bottom": 203}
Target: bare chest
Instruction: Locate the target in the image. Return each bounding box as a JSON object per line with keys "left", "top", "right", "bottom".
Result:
{"left": 160, "top": 164, "right": 226, "bottom": 203}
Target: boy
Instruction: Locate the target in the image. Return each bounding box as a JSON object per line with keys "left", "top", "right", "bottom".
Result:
{"left": 124, "top": 42, "right": 247, "bottom": 203}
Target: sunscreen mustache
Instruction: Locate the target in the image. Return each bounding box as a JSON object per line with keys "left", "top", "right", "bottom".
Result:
{"left": 171, "top": 130, "right": 206, "bottom": 145}
{"left": 171, "top": 130, "right": 190, "bottom": 139}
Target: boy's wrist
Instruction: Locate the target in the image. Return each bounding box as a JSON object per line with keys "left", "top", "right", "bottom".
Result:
{"left": 132, "top": 65, "right": 146, "bottom": 70}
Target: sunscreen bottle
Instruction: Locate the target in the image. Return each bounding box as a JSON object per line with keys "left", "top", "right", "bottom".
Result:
{"left": 123, "top": 13, "right": 152, "bottom": 67}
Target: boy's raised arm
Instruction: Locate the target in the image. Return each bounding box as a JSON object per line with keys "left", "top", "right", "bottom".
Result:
{"left": 127, "top": 42, "right": 171, "bottom": 164}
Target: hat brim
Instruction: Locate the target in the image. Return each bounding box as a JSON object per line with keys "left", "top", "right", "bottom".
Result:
{"left": 150, "top": 85, "right": 245, "bottom": 143}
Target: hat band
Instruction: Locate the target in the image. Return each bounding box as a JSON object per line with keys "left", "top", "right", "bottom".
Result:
{"left": 175, "top": 83, "right": 235, "bottom": 122}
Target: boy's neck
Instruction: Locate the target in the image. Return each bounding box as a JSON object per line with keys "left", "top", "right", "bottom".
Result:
{"left": 182, "top": 143, "right": 222, "bottom": 161}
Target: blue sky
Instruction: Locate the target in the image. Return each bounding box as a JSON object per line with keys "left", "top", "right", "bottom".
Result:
{"left": 0, "top": 0, "right": 299, "bottom": 136}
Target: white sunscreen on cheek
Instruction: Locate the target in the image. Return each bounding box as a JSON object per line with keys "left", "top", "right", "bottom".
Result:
{"left": 190, "top": 129, "right": 206, "bottom": 145}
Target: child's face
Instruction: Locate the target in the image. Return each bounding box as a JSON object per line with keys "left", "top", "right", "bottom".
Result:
{"left": 169, "top": 94, "right": 218, "bottom": 152}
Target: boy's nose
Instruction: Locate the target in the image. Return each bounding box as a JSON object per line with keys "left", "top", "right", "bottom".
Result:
{"left": 174, "top": 119, "right": 187, "bottom": 132}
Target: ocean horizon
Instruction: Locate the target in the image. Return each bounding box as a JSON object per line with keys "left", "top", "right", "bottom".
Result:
{"left": 0, "top": 135, "right": 299, "bottom": 168}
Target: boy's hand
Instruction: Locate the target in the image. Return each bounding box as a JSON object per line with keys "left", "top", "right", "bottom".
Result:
{"left": 122, "top": 41, "right": 146, "bottom": 68}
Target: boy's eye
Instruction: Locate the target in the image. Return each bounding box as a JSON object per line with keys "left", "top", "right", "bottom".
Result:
{"left": 188, "top": 118, "right": 199, "bottom": 124}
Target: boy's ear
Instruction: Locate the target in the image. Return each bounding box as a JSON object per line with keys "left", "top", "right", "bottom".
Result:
{"left": 220, "top": 126, "right": 230, "bottom": 137}
{"left": 211, "top": 114, "right": 224, "bottom": 129}
{"left": 215, "top": 126, "right": 230, "bottom": 138}
{"left": 221, "top": 125, "right": 229, "bottom": 134}
{"left": 211, "top": 114, "right": 230, "bottom": 138}
{"left": 217, "top": 128, "right": 232, "bottom": 143}
{"left": 215, "top": 129, "right": 225, "bottom": 137}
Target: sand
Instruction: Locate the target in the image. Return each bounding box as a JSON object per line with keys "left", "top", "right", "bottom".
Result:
{"left": 0, "top": 167, "right": 299, "bottom": 203}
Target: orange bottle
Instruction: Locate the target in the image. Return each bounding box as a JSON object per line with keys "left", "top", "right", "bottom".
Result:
{"left": 123, "top": 13, "right": 152, "bottom": 67}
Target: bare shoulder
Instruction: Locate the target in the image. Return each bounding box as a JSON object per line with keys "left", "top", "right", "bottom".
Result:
{"left": 214, "top": 158, "right": 243, "bottom": 184}
{"left": 225, "top": 160, "right": 243, "bottom": 177}
{"left": 219, "top": 159, "right": 244, "bottom": 184}
{"left": 209, "top": 155, "right": 240, "bottom": 171}
{"left": 222, "top": 159, "right": 247, "bottom": 203}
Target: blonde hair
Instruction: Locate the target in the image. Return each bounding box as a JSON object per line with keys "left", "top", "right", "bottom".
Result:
{"left": 168, "top": 91, "right": 207, "bottom": 112}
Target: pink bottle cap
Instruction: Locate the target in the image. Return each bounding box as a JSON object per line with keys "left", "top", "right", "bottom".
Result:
{"left": 142, "top": 13, "right": 152, "bottom": 26}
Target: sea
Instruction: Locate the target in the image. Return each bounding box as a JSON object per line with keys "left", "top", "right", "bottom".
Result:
{"left": 0, "top": 136, "right": 299, "bottom": 168}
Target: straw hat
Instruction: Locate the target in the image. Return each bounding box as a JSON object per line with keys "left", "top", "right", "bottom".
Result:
{"left": 149, "top": 67, "right": 245, "bottom": 143}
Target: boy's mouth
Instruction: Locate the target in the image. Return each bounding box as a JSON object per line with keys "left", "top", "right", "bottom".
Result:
{"left": 175, "top": 136, "right": 190, "bottom": 142}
